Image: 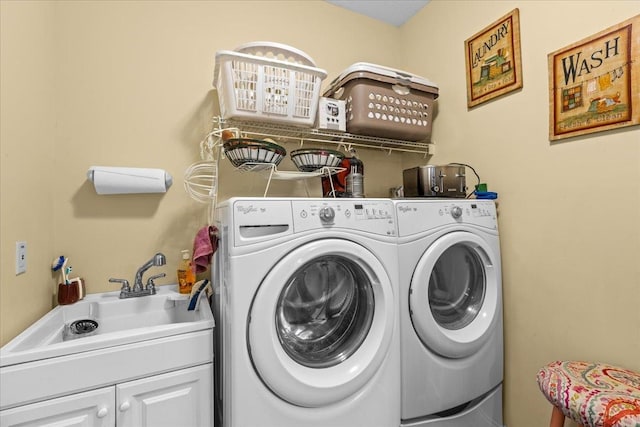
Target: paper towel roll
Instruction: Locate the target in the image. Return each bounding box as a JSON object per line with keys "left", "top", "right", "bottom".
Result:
{"left": 87, "top": 166, "right": 173, "bottom": 195}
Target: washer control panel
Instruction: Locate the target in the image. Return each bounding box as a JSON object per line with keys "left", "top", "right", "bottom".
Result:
{"left": 293, "top": 199, "right": 396, "bottom": 236}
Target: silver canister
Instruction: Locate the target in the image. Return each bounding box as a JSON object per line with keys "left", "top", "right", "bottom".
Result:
{"left": 346, "top": 172, "right": 364, "bottom": 197}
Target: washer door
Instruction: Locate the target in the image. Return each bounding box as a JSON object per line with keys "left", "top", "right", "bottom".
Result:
{"left": 409, "top": 231, "right": 499, "bottom": 358}
{"left": 249, "top": 239, "right": 394, "bottom": 408}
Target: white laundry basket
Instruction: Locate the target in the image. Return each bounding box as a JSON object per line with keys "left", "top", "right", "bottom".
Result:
{"left": 213, "top": 42, "right": 327, "bottom": 127}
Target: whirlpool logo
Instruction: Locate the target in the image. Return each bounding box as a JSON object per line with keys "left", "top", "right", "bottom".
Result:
{"left": 236, "top": 205, "right": 267, "bottom": 214}
{"left": 397, "top": 205, "right": 417, "bottom": 213}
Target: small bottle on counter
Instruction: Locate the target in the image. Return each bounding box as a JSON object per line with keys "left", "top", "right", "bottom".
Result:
{"left": 346, "top": 155, "right": 364, "bottom": 197}
{"left": 177, "top": 249, "right": 195, "bottom": 295}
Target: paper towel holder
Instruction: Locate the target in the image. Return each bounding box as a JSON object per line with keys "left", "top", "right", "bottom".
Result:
{"left": 87, "top": 166, "right": 173, "bottom": 195}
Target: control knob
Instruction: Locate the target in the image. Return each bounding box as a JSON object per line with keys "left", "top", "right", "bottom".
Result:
{"left": 319, "top": 206, "right": 335, "bottom": 223}
{"left": 451, "top": 205, "right": 462, "bottom": 219}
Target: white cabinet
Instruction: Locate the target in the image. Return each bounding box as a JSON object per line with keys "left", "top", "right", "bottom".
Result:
{"left": 117, "top": 364, "right": 213, "bottom": 427}
{"left": 0, "top": 364, "right": 213, "bottom": 427}
{"left": 0, "top": 387, "right": 115, "bottom": 427}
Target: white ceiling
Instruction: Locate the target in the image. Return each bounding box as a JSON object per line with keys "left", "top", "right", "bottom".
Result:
{"left": 325, "top": 0, "right": 430, "bottom": 27}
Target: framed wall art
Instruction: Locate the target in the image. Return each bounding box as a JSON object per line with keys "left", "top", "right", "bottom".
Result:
{"left": 465, "top": 8, "right": 523, "bottom": 108}
{"left": 548, "top": 15, "right": 640, "bottom": 141}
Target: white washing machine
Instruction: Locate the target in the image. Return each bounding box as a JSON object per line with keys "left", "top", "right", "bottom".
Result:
{"left": 213, "top": 197, "right": 400, "bottom": 427}
{"left": 394, "top": 199, "right": 503, "bottom": 426}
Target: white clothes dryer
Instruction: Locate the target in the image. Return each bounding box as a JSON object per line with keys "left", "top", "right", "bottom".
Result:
{"left": 213, "top": 197, "right": 400, "bottom": 427}
{"left": 394, "top": 199, "right": 503, "bottom": 427}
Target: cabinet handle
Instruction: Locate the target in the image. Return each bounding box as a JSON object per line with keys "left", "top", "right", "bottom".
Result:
{"left": 96, "top": 407, "right": 108, "bottom": 418}
{"left": 119, "top": 401, "right": 131, "bottom": 412}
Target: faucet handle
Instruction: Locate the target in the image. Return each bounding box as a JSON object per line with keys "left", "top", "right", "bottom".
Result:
{"left": 146, "top": 273, "right": 165, "bottom": 292}
{"left": 109, "top": 278, "right": 131, "bottom": 292}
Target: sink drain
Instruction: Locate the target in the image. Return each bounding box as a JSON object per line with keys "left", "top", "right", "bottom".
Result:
{"left": 64, "top": 319, "right": 99, "bottom": 340}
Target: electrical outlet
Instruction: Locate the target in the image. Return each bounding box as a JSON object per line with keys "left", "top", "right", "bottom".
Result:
{"left": 16, "top": 241, "right": 26, "bottom": 275}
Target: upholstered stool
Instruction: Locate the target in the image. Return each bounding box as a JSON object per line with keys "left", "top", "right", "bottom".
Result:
{"left": 536, "top": 361, "right": 640, "bottom": 427}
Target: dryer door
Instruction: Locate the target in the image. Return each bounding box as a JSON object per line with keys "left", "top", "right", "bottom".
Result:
{"left": 248, "top": 238, "right": 394, "bottom": 408}
{"left": 409, "top": 231, "right": 500, "bottom": 358}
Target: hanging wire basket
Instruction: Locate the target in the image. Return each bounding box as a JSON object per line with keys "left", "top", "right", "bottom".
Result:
{"left": 183, "top": 160, "right": 218, "bottom": 204}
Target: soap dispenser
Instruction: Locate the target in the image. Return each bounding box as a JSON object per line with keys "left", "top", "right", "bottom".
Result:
{"left": 177, "top": 249, "right": 195, "bottom": 295}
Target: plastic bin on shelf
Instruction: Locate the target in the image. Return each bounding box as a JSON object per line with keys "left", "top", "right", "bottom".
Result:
{"left": 213, "top": 42, "right": 327, "bottom": 127}
{"left": 323, "top": 62, "right": 439, "bottom": 141}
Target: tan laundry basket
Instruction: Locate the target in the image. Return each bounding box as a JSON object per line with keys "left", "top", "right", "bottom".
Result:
{"left": 323, "top": 63, "right": 439, "bottom": 141}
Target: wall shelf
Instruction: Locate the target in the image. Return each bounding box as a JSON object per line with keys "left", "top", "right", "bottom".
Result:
{"left": 212, "top": 117, "right": 435, "bottom": 156}
{"left": 233, "top": 163, "right": 345, "bottom": 197}
{"left": 198, "top": 117, "right": 433, "bottom": 198}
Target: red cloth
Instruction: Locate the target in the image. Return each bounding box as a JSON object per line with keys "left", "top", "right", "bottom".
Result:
{"left": 193, "top": 226, "right": 218, "bottom": 274}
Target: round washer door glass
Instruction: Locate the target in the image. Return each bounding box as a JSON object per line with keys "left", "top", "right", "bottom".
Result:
{"left": 429, "top": 243, "right": 485, "bottom": 330}
{"left": 249, "top": 239, "right": 395, "bottom": 408}
{"left": 410, "top": 231, "right": 500, "bottom": 359}
{"left": 277, "top": 255, "right": 374, "bottom": 369}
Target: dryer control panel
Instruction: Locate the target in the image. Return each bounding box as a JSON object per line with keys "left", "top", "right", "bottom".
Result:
{"left": 292, "top": 199, "right": 396, "bottom": 236}
{"left": 395, "top": 199, "right": 497, "bottom": 237}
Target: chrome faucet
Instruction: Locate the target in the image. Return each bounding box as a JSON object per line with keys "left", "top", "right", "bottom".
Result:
{"left": 134, "top": 252, "right": 166, "bottom": 291}
{"left": 109, "top": 252, "right": 166, "bottom": 299}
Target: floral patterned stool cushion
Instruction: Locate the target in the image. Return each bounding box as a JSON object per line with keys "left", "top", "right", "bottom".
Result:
{"left": 536, "top": 361, "right": 640, "bottom": 427}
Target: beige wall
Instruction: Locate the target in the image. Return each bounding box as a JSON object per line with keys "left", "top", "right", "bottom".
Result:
{"left": 1, "top": 1, "right": 639, "bottom": 426}
{"left": 1, "top": 0, "right": 404, "bottom": 344}
{"left": 405, "top": 2, "right": 640, "bottom": 426}
{"left": 1, "top": 1, "right": 57, "bottom": 346}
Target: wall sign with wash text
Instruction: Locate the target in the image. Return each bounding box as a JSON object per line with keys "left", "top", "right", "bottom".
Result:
{"left": 548, "top": 15, "right": 640, "bottom": 141}
{"left": 465, "top": 9, "right": 523, "bottom": 108}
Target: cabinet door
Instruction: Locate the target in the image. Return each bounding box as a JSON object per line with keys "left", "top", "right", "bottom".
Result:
{"left": 116, "top": 364, "right": 213, "bottom": 427}
{"left": 0, "top": 387, "right": 115, "bottom": 427}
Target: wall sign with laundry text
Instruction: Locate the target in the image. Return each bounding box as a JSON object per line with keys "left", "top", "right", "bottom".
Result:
{"left": 548, "top": 15, "right": 640, "bottom": 141}
{"left": 464, "top": 9, "right": 523, "bottom": 108}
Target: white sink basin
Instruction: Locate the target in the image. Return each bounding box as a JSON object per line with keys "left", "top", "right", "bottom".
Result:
{"left": 0, "top": 284, "right": 214, "bottom": 368}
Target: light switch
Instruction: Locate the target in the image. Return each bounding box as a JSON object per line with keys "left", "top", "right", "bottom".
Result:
{"left": 16, "top": 241, "right": 26, "bottom": 275}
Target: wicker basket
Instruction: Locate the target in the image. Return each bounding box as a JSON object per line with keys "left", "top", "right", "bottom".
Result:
{"left": 223, "top": 138, "right": 286, "bottom": 168}
{"left": 213, "top": 42, "right": 327, "bottom": 127}
{"left": 290, "top": 148, "right": 345, "bottom": 172}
